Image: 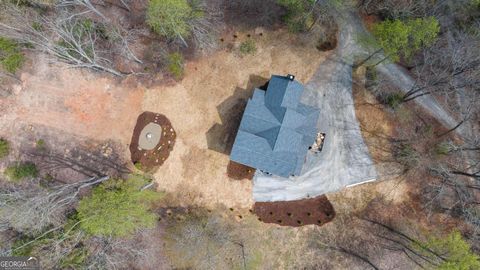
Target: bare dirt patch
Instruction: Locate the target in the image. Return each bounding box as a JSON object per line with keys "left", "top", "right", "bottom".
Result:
{"left": 0, "top": 55, "right": 144, "bottom": 148}
{"left": 129, "top": 112, "right": 176, "bottom": 172}
{"left": 0, "top": 55, "right": 144, "bottom": 180}
{"left": 0, "top": 29, "right": 328, "bottom": 210}
{"left": 0, "top": 123, "right": 130, "bottom": 182}
{"left": 254, "top": 195, "right": 336, "bottom": 227}
{"left": 143, "top": 29, "right": 329, "bottom": 208}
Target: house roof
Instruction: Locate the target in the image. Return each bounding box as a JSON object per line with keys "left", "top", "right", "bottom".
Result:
{"left": 230, "top": 75, "right": 319, "bottom": 177}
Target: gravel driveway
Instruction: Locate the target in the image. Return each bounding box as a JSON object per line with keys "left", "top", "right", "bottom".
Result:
{"left": 253, "top": 12, "right": 377, "bottom": 202}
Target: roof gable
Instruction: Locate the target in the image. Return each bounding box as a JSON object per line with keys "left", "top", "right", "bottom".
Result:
{"left": 230, "top": 75, "right": 319, "bottom": 177}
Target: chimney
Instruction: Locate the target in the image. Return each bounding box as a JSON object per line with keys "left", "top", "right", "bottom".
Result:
{"left": 287, "top": 74, "right": 295, "bottom": 81}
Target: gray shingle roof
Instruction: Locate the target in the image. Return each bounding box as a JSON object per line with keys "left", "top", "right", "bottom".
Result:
{"left": 230, "top": 75, "right": 319, "bottom": 177}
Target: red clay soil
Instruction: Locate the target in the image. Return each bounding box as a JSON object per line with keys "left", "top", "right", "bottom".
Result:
{"left": 129, "top": 112, "right": 176, "bottom": 172}
{"left": 253, "top": 195, "right": 335, "bottom": 227}
{"left": 227, "top": 161, "right": 256, "bottom": 180}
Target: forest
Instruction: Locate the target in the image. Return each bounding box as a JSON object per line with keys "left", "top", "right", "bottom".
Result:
{"left": 0, "top": 0, "right": 479, "bottom": 269}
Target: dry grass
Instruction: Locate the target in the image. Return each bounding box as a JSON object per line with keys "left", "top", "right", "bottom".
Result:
{"left": 144, "top": 29, "right": 329, "bottom": 208}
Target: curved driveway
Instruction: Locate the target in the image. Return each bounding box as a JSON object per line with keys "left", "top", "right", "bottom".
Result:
{"left": 253, "top": 12, "right": 377, "bottom": 201}
{"left": 253, "top": 10, "right": 465, "bottom": 202}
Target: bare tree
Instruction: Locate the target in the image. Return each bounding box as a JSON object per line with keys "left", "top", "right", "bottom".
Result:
{"left": 0, "top": 6, "right": 123, "bottom": 75}
{"left": 426, "top": 139, "right": 480, "bottom": 243}
{"left": 359, "top": 0, "right": 429, "bottom": 19}
{"left": 57, "top": 0, "right": 108, "bottom": 21}
{"left": 188, "top": 0, "right": 223, "bottom": 52}
{"left": 0, "top": 3, "right": 145, "bottom": 76}
{"left": 58, "top": 0, "right": 146, "bottom": 65}
{"left": 0, "top": 176, "right": 109, "bottom": 235}
{"left": 85, "top": 227, "right": 167, "bottom": 269}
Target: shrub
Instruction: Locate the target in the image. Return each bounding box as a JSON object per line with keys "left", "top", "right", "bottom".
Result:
{"left": 146, "top": 0, "right": 193, "bottom": 40}
{"left": 277, "top": 0, "right": 316, "bottom": 32}
{"left": 394, "top": 143, "right": 419, "bottom": 168}
{"left": 5, "top": 162, "right": 38, "bottom": 181}
{"left": 239, "top": 39, "right": 257, "bottom": 55}
{"left": 0, "top": 138, "right": 9, "bottom": 158}
{"left": 167, "top": 52, "right": 184, "bottom": 80}
{"left": 435, "top": 142, "right": 451, "bottom": 155}
{"left": 77, "top": 175, "right": 163, "bottom": 237}
{"left": 134, "top": 162, "right": 143, "bottom": 171}
{"left": 36, "top": 139, "right": 46, "bottom": 150}
{"left": 381, "top": 92, "right": 404, "bottom": 109}
{"left": 0, "top": 37, "right": 25, "bottom": 73}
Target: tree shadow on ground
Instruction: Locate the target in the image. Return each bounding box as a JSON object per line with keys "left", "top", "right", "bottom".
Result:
{"left": 223, "top": 0, "right": 286, "bottom": 30}
{"left": 14, "top": 124, "right": 130, "bottom": 182}
{"left": 29, "top": 143, "right": 130, "bottom": 181}
{"left": 206, "top": 74, "right": 269, "bottom": 155}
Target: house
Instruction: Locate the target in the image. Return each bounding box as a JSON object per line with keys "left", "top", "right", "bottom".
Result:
{"left": 230, "top": 74, "right": 319, "bottom": 178}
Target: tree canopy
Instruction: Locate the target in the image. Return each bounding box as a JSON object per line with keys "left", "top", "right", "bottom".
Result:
{"left": 146, "top": 0, "right": 194, "bottom": 41}
{"left": 410, "top": 231, "right": 480, "bottom": 270}
{"left": 77, "top": 175, "right": 162, "bottom": 237}
{"left": 372, "top": 17, "right": 440, "bottom": 61}
{"left": 277, "top": 0, "right": 316, "bottom": 32}
{"left": 424, "top": 231, "right": 480, "bottom": 270}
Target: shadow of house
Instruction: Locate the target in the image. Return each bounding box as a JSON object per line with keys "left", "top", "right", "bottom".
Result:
{"left": 206, "top": 75, "right": 269, "bottom": 155}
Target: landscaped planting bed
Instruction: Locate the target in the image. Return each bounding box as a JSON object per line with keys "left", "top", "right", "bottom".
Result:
{"left": 253, "top": 195, "right": 335, "bottom": 227}
{"left": 130, "top": 111, "right": 176, "bottom": 172}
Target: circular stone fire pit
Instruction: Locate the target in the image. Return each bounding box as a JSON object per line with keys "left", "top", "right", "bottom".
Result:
{"left": 139, "top": 123, "right": 162, "bottom": 150}
{"left": 129, "top": 112, "right": 176, "bottom": 172}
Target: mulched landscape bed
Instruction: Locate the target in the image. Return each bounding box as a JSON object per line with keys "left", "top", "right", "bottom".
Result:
{"left": 227, "top": 161, "right": 256, "bottom": 180}
{"left": 129, "top": 111, "right": 176, "bottom": 172}
{"left": 253, "top": 195, "right": 336, "bottom": 227}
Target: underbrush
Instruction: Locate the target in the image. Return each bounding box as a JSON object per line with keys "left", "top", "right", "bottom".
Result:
{"left": 0, "top": 37, "right": 25, "bottom": 73}
{"left": 167, "top": 52, "right": 184, "bottom": 80}
{"left": 0, "top": 138, "right": 9, "bottom": 158}
{"left": 5, "top": 162, "right": 38, "bottom": 181}
{"left": 239, "top": 39, "right": 257, "bottom": 55}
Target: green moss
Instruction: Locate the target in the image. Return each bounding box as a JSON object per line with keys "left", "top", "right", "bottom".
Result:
{"left": 239, "top": 39, "right": 257, "bottom": 55}
{"left": 0, "top": 37, "right": 25, "bottom": 73}
{"left": 5, "top": 162, "right": 38, "bottom": 181}
{"left": 0, "top": 138, "right": 9, "bottom": 159}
